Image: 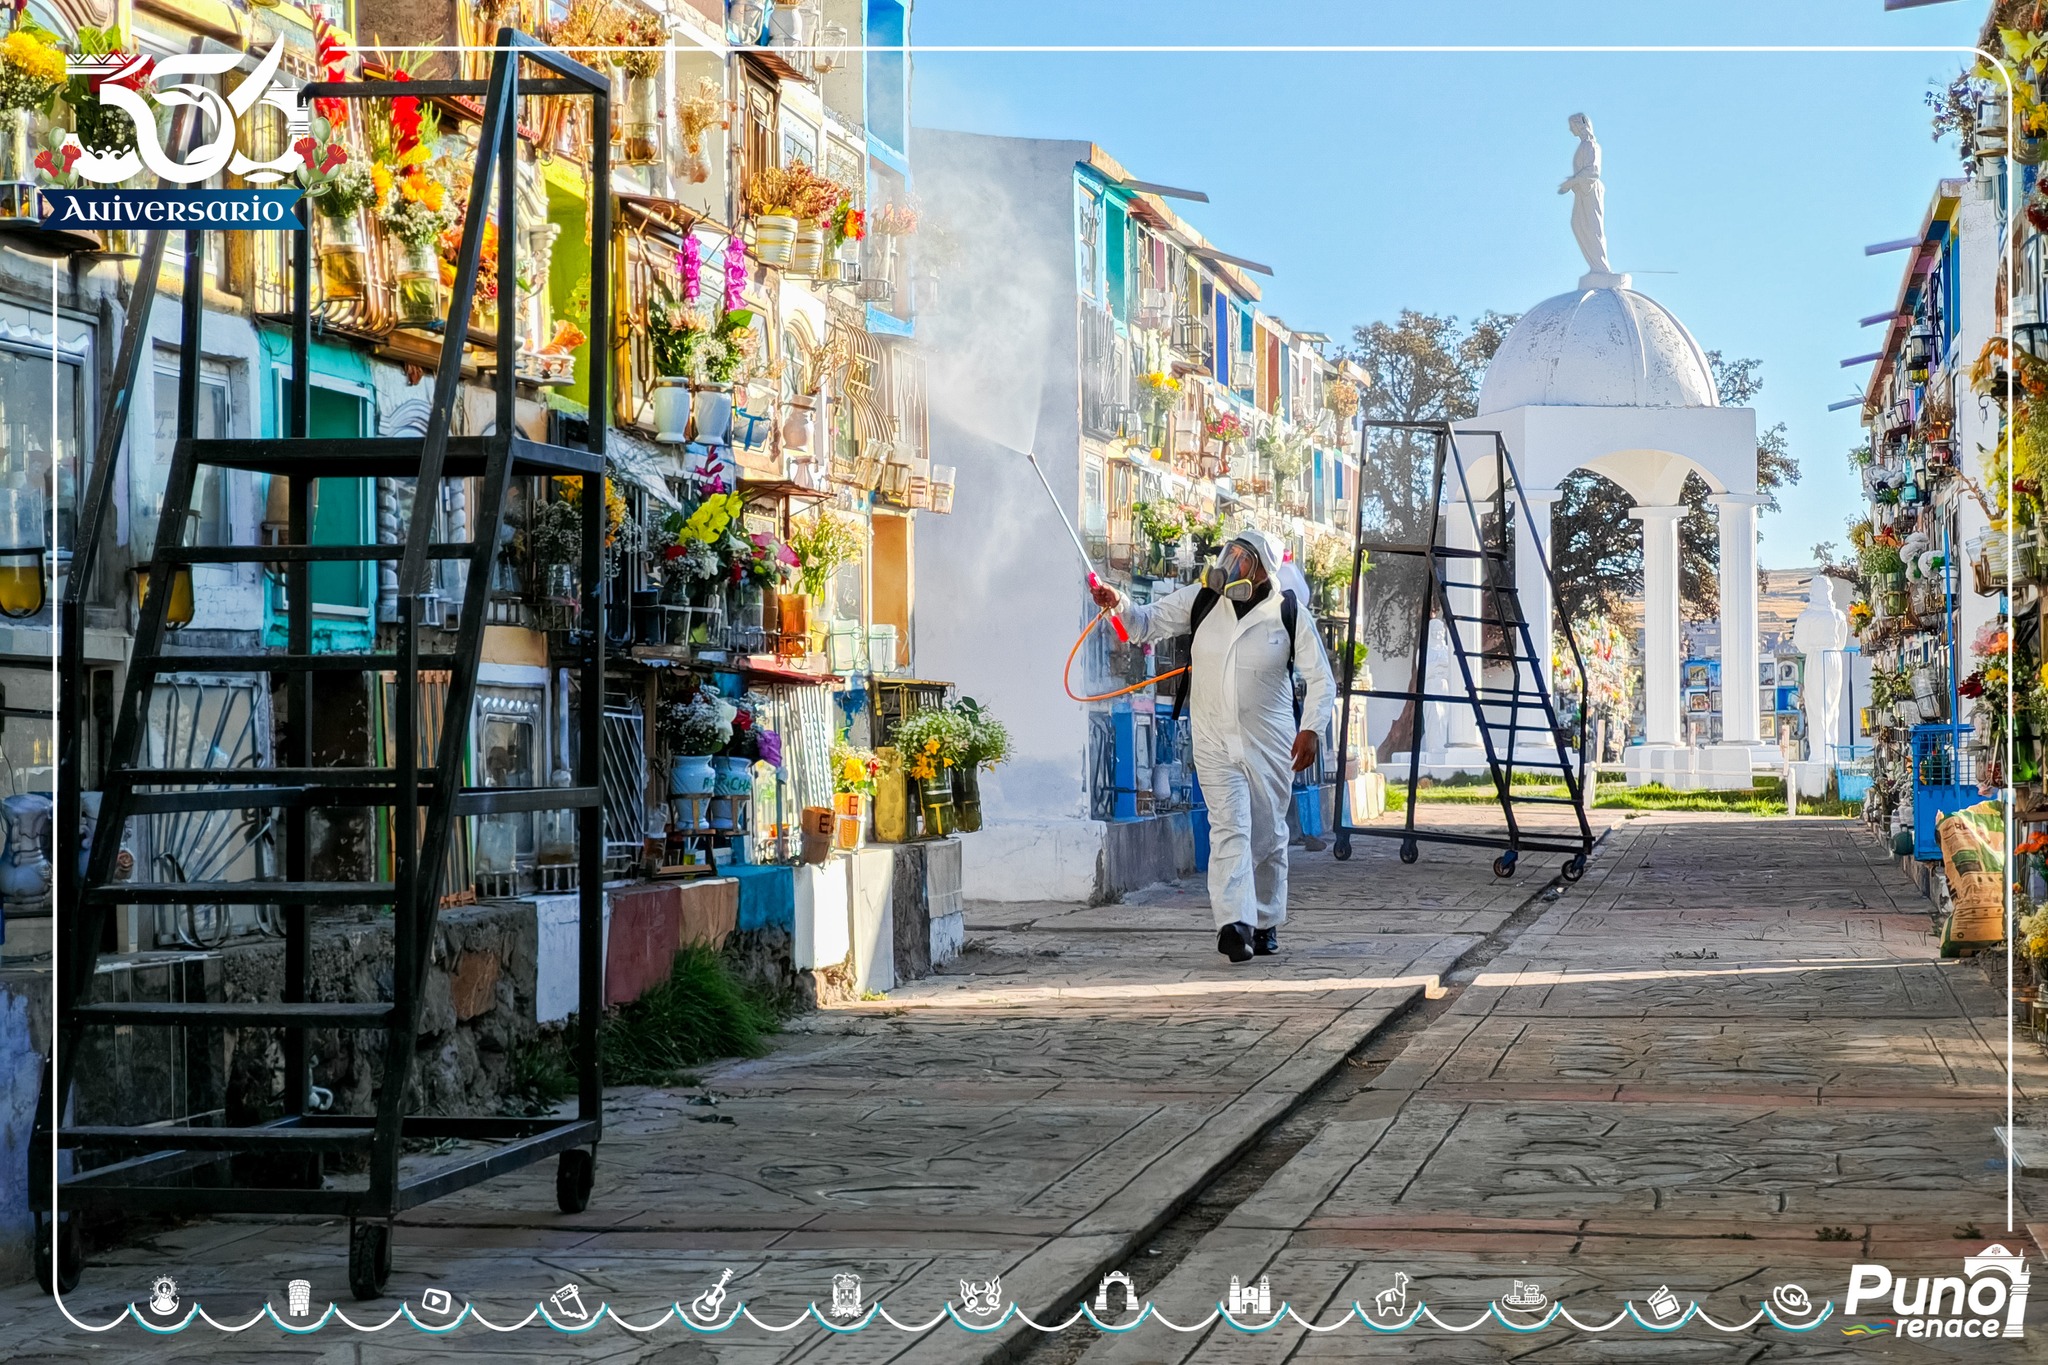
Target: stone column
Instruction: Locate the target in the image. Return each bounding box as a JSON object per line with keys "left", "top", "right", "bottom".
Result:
{"left": 1627, "top": 505, "right": 1688, "bottom": 782}
{"left": 1442, "top": 504, "right": 1482, "bottom": 753}
{"left": 1513, "top": 487, "right": 1563, "bottom": 694}
{"left": 1706, "top": 492, "right": 1773, "bottom": 781}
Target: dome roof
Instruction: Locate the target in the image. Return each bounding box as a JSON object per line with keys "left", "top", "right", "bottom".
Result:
{"left": 1476, "top": 286, "right": 1718, "bottom": 414}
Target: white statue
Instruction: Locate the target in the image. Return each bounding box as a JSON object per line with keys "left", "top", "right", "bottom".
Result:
{"left": 1791, "top": 576, "right": 1849, "bottom": 762}
{"left": 1558, "top": 113, "right": 1616, "bottom": 283}
{"left": 1420, "top": 618, "right": 1454, "bottom": 761}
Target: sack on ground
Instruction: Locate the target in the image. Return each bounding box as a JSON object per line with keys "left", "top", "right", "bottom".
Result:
{"left": 1936, "top": 799, "right": 2005, "bottom": 943}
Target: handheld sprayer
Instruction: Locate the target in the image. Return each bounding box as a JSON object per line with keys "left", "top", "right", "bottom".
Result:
{"left": 1025, "top": 452, "right": 1129, "bottom": 643}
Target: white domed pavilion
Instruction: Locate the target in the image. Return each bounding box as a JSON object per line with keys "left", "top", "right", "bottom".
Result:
{"left": 1450, "top": 117, "right": 1769, "bottom": 789}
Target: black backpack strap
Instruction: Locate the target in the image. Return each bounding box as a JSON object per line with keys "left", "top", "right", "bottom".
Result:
{"left": 1281, "top": 590, "right": 1304, "bottom": 727}
{"left": 1170, "top": 587, "right": 1219, "bottom": 721}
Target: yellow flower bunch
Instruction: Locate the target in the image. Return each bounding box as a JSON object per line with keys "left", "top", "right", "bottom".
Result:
{"left": 1143, "top": 370, "right": 1180, "bottom": 394}
{"left": 681, "top": 491, "right": 742, "bottom": 545}
{"left": 2, "top": 29, "right": 68, "bottom": 89}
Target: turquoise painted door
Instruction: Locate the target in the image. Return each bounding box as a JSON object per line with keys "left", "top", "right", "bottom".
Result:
{"left": 307, "top": 387, "right": 368, "bottom": 611}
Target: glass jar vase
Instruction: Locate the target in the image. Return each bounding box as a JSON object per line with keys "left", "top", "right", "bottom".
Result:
{"left": 619, "top": 73, "right": 659, "bottom": 166}
{"left": 394, "top": 238, "right": 442, "bottom": 326}
{"left": 319, "top": 211, "right": 368, "bottom": 302}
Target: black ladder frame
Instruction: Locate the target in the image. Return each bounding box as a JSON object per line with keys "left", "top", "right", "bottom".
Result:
{"left": 1331, "top": 420, "right": 1594, "bottom": 879}
{"left": 42, "top": 30, "right": 613, "bottom": 1299}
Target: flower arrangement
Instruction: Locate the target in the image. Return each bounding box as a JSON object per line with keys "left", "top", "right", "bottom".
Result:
{"left": 659, "top": 691, "right": 735, "bottom": 755}
{"left": 294, "top": 114, "right": 370, "bottom": 219}
{"left": 953, "top": 697, "right": 1009, "bottom": 771}
{"left": 1141, "top": 370, "right": 1181, "bottom": 397}
{"left": 607, "top": 10, "right": 665, "bottom": 77}
{"left": 893, "top": 706, "right": 969, "bottom": 783}
{"left": 787, "top": 508, "right": 863, "bottom": 597}
{"left": 1847, "top": 600, "right": 1874, "bottom": 631}
{"left": 360, "top": 48, "right": 434, "bottom": 166}
{"left": 704, "top": 306, "right": 754, "bottom": 385}
{"left": 0, "top": 25, "right": 67, "bottom": 126}
{"left": 737, "top": 531, "right": 798, "bottom": 588}
{"left": 63, "top": 26, "right": 152, "bottom": 157}
{"left": 1302, "top": 533, "right": 1357, "bottom": 596}
{"left": 832, "top": 742, "right": 879, "bottom": 796}
{"left": 829, "top": 197, "right": 865, "bottom": 248}
{"left": 725, "top": 690, "right": 782, "bottom": 766}
{"left": 677, "top": 75, "right": 722, "bottom": 154}
{"left": 1256, "top": 426, "right": 1310, "bottom": 481}
{"left": 1325, "top": 377, "right": 1360, "bottom": 421}
{"left": 1131, "top": 499, "right": 1188, "bottom": 547}
{"left": 673, "top": 490, "right": 743, "bottom": 546}
{"left": 648, "top": 292, "right": 705, "bottom": 379}
{"left": 377, "top": 154, "right": 455, "bottom": 249}
{"left": 873, "top": 198, "right": 920, "bottom": 236}
{"left": 748, "top": 160, "right": 844, "bottom": 224}
{"left": 1205, "top": 412, "right": 1248, "bottom": 446}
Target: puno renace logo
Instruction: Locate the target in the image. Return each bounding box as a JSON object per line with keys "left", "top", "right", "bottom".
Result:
{"left": 1844, "top": 1245, "right": 2030, "bottom": 1342}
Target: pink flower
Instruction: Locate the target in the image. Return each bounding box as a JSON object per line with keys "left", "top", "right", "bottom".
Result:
{"left": 723, "top": 244, "right": 747, "bottom": 312}
{"left": 678, "top": 235, "right": 703, "bottom": 303}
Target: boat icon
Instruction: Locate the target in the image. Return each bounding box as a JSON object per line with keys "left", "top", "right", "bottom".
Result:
{"left": 1502, "top": 1281, "right": 1548, "bottom": 1312}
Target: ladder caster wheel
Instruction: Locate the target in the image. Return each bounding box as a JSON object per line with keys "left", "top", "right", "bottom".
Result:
{"left": 1493, "top": 852, "right": 1517, "bottom": 878}
{"left": 1562, "top": 855, "right": 1587, "bottom": 882}
{"left": 1399, "top": 840, "right": 1419, "bottom": 865}
{"left": 35, "top": 1214, "right": 81, "bottom": 1295}
{"left": 556, "top": 1148, "right": 595, "bottom": 1214}
{"left": 1332, "top": 832, "right": 1352, "bottom": 861}
{"left": 348, "top": 1220, "right": 392, "bottom": 1301}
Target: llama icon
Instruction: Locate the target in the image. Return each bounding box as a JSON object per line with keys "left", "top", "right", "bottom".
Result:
{"left": 1226, "top": 1275, "right": 1272, "bottom": 1317}
{"left": 1373, "top": 1272, "right": 1411, "bottom": 1318}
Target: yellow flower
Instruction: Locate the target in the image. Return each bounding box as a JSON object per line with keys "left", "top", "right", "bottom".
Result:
{"left": 371, "top": 163, "right": 394, "bottom": 200}
{"left": 2, "top": 30, "right": 67, "bottom": 87}
{"left": 924, "top": 739, "right": 939, "bottom": 753}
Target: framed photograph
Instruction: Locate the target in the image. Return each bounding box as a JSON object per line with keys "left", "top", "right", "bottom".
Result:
{"left": 1760, "top": 687, "right": 1776, "bottom": 716}
{"left": 1777, "top": 660, "right": 1800, "bottom": 685}
{"left": 1685, "top": 663, "right": 1710, "bottom": 688}
{"left": 1687, "top": 691, "right": 1712, "bottom": 714}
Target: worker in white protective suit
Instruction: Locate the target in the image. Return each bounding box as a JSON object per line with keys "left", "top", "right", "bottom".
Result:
{"left": 1092, "top": 528, "right": 1336, "bottom": 962}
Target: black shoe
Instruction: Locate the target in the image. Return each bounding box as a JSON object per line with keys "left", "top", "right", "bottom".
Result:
{"left": 1252, "top": 927, "right": 1279, "bottom": 956}
{"left": 1217, "top": 922, "right": 1254, "bottom": 963}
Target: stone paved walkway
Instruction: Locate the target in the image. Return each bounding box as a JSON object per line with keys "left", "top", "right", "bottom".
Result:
{"left": 0, "top": 815, "right": 1559, "bottom": 1362}
{"left": 1072, "top": 814, "right": 2046, "bottom": 1363}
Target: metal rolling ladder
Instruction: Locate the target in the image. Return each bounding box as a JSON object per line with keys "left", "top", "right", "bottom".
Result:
{"left": 42, "top": 32, "right": 613, "bottom": 1299}
{"left": 1331, "top": 420, "right": 1595, "bottom": 880}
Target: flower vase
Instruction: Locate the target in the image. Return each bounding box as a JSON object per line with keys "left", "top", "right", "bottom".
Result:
{"left": 669, "top": 755, "right": 717, "bottom": 796}
{"left": 768, "top": 0, "right": 809, "bottom": 46}
{"left": 692, "top": 384, "right": 734, "bottom": 445}
{"left": 652, "top": 377, "right": 692, "bottom": 442}
{"left": 753, "top": 212, "right": 798, "bottom": 267}
{"left": 781, "top": 394, "right": 817, "bottom": 450}
{"left": 777, "top": 591, "right": 808, "bottom": 658}
{"left": 619, "top": 73, "right": 659, "bottom": 165}
{"left": 395, "top": 239, "right": 442, "bottom": 325}
{"left": 951, "top": 766, "right": 983, "bottom": 833}
{"left": 319, "top": 211, "right": 368, "bottom": 303}
{"left": 874, "top": 748, "right": 911, "bottom": 842}
{"left": 832, "top": 791, "right": 868, "bottom": 850}
{"left": 918, "top": 775, "right": 958, "bottom": 838}
{"left": 0, "top": 113, "right": 32, "bottom": 220}
{"left": 791, "top": 224, "right": 826, "bottom": 276}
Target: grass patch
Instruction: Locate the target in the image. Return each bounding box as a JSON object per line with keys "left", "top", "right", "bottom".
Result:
{"left": 1385, "top": 773, "right": 1858, "bottom": 818}
{"left": 502, "top": 1031, "right": 578, "bottom": 1116}
{"left": 601, "top": 944, "right": 781, "bottom": 1086}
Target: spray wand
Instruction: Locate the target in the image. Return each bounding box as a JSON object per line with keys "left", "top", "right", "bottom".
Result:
{"left": 1025, "top": 452, "right": 1129, "bottom": 643}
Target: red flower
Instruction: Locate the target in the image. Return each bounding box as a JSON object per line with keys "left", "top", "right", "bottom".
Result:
{"left": 1959, "top": 672, "right": 1985, "bottom": 699}
{"left": 94, "top": 54, "right": 153, "bottom": 94}
{"left": 321, "top": 145, "right": 347, "bottom": 173}
{"left": 663, "top": 544, "right": 686, "bottom": 561}
{"left": 293, "top": 136, "right": 318, "bottom": 165}
{"left": 33, "top": 149, "right": 56, "bottom": 175}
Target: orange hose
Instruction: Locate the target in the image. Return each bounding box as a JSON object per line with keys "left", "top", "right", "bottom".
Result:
{"left": 1065, "top": 607, "right": 1188, "bottom": 703}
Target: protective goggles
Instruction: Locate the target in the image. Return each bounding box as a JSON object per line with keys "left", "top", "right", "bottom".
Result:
{"left": 1203, "top": 541, "right": 1264, "bottom": 601}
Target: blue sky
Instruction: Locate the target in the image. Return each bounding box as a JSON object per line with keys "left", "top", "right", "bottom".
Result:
{"left": 908, "top": 0, "right": 1988, "bottom": 568}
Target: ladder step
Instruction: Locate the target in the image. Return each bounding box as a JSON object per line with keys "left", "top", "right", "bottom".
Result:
{"left": 163, "top": 542, "right": 474, "bottom": 563}
{"left": 59, "top": 1124, "right": 376, "bottom": 1152}
{"left": 121, "top": 784, "right": 419, "bottom": 813}
{"left": 140, "top": 653, "right": 458, "bottom": 673}
{"left": 184, "top": 434, "right": 601, "bottom": 478}
{"left": 71, "top": 1001, "right": 394, "bottom": 1027}
{"left": 114, "top": 766, "right": 414, "bottom": 787}
{"left": 453, "top": 785, "right": 603, "bottom": 815}
{"left": 1507, "top": 794, "right": 1582, "bottom": 805}
{"left": 85, "top": 881, "right": 396, "bottom": 906}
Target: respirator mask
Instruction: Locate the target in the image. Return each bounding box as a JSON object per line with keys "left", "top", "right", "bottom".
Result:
{"left": 1202, "top": 541, "right": 1264, "bottom": 603}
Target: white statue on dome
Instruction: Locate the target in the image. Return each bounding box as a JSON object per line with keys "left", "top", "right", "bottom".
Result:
{"left": 1559, "top": 113, "right": 1615, "bottom": 283}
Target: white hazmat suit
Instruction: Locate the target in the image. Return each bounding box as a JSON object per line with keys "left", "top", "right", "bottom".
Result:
{"left": 1122, "top": 530, "right": 1336, "bottom": 932}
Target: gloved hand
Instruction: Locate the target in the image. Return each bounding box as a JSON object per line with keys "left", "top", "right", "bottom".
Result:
{"left": 1290, "top": 730, "right": 1319, "bottom": 773}
{"left": 1090, "top": 580, "right": 1123, "bottom": 612}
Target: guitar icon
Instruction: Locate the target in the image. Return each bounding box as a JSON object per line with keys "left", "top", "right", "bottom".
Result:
{"left": 689, "top": 1268, "right": 735, "bottom": 1322}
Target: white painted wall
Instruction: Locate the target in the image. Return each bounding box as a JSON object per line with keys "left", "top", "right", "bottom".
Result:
{"left": 1953, "top": 179, "right": 1999, "bottom": 668}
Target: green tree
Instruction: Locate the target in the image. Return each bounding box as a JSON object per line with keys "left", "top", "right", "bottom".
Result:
{"left": 1344, "top": 309, "right": 1516, "bottom": 651}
